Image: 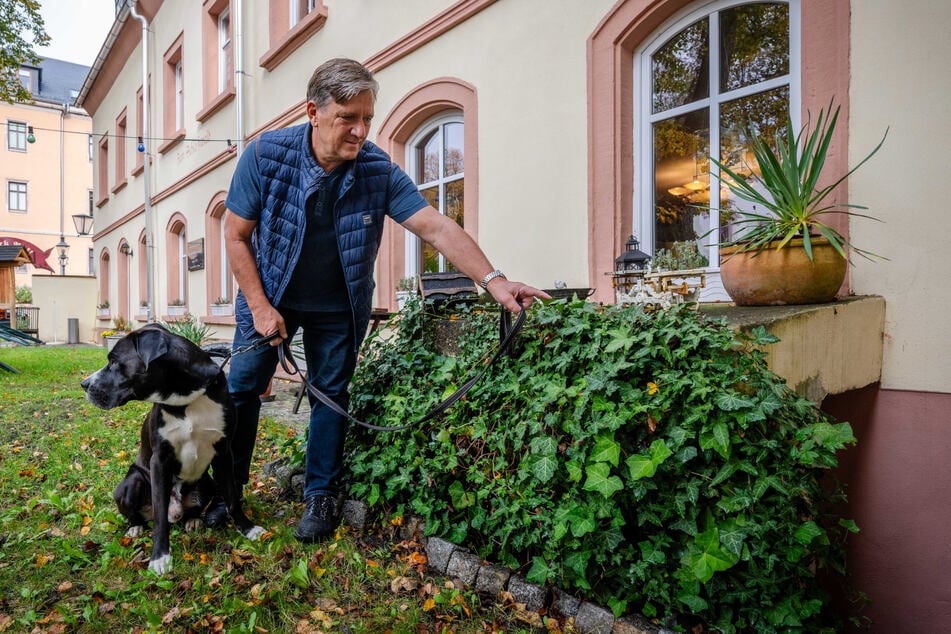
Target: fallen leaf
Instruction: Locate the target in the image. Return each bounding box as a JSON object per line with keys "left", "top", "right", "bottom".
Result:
{"left": 57, "top": 581, "right": 73, "bottom": 593}
{"left": 98, "top": 601, "right": 115, "bottom": 615}
{"left": 162, "top": 606, "right": 180, "bottom": 624}
{"left": 390, "top": 576, "right": 419, "bottom": 594}
{"left": 35, "top": 553, "right": 51, "bottom": 568}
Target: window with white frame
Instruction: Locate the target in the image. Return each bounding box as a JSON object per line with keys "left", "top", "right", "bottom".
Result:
{"left": 174, "top": 61, "right": 184, "bottom": 130}
{"left": 7, "top": 121, "right": 27, "bottom": 151}
{"left": 406, "top": 114, "right": 464, "bottom": 275}
{"left": 7, "top": 180, "right": 27, "bottom": 212}
{"left": 218, "top": 7, "right": 232, "bottom": 93}
{"left": 634, "top": 1, "right": 798, "bottom": 280}
{"left": 290, "top": 0, "right": 316, "bottom": 26}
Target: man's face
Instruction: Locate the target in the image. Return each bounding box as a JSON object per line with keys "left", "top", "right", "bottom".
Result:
{"left": 308, "top": 90, "right": 375, "bottom": 172}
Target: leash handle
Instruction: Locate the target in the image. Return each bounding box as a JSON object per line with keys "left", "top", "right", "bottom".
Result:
{"left": 280, "top": 307, "right": 525, "bottom": 432}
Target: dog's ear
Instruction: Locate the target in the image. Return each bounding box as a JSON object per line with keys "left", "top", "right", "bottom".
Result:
{"left": 133, "top": 328, "right": 170, "bottom": 370}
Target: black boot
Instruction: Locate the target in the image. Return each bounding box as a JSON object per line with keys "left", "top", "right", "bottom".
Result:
{"left": 294, "top": 494, "right": 340, "bottom": 543}
{"left": 204, "top": 496, "right": 229, "bottom": 528}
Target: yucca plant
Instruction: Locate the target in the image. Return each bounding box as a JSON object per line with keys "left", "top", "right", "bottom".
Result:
{"left": 711, "top": 100, "right": 887, "bottom": 261}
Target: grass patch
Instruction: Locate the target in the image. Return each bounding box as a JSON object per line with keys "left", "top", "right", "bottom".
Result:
{"left": 0, "top": 346, "right": 533, "bottom": 633}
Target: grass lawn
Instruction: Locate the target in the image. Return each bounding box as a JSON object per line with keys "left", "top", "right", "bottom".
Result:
{"left": 0, "top": 345, "right": 534, "bottom": 633}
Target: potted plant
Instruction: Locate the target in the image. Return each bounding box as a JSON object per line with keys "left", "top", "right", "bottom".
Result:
{"left": 709, "top": 101, "right": 886, "bottom": 306}
{"left": 168, "top": 298, "right": 186, "bottom": 317}
{"left": 102, "top": 316, "right": 131, "bottom": 351}
{"left": 97, "top": 301, "right": 110, "bottom": 318}
{"left": 647, "top": 240, "right": 708, "bottom": 305}
{"left": 137, "top": 300, "right": 149, "bottom": 316}
{"left": 395, "top": 276, "right": 417, "bottom": 310}
{"left": 211, "top": 296, "right": 233, "bottom": 316}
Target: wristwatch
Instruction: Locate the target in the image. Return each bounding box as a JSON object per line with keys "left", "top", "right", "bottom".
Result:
{"left": 480, "top": 269, "right": 506, "bottom": 289}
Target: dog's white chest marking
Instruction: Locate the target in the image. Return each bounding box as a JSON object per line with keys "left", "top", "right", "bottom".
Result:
{"left": 158, "top": 395, "right": 226, "bottom": 482}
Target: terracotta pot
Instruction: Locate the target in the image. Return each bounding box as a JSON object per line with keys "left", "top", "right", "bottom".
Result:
{"left": 719, "top": 237, "right": 847, "bottom": 306}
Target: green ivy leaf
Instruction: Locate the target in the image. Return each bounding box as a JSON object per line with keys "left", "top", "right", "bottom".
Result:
{"left": 715, "top": 392, "right": 755, "bottom": 411}
{"left": 794, "top": 520, "right": 826, "bottom": 546}
{"left": 526, "top": 556, "right": 552, "bottom": 584}
{"left": 583, "top": 462, "right": 624, "bottom": 498}
{"left": 590, "top": 435, "right": 621, "bottom": 466}
{"left": 448, "top": 480, "right": 475, "bottom": 510}
{"left": 531, "top": 454, "right": 558, "bottom": 483}
{"left": 625, "top": 454, "right": 656, "bottom": 481}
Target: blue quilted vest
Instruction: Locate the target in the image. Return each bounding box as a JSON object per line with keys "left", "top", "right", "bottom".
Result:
{"left": 234, "top": 123, "right": 391, "bottom": 350}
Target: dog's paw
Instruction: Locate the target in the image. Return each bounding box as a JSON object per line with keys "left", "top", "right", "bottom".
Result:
{"left": 242, "top": 525, "right": 266, "bottom": 542}
{"left": 183, "top": 518, "right": 203, "bottom": 532}
{"left": 125, "top": 525, "right": 145, "bottom": 538}
{"left": 148, "top": 554, "right": 172, "bottom": 576}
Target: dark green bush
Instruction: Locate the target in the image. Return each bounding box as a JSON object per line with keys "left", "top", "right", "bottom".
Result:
{"left": 346, "top": 298, "right": 856, "bottom": 632}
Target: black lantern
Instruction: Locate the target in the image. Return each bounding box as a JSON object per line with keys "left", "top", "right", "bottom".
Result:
{"left": 615, "top": 234, "right": 651, "bottom": 272}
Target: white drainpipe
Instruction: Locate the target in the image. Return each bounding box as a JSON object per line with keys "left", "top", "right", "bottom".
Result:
{"left": 127, "top": 0, "right": 154, "bottom": 322}
{"left": 235, "top": 0, "right": 245, "bottom": 156}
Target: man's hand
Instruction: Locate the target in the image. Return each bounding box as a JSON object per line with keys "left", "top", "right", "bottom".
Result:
{"left": 251, "top": 304, "right": 288, "bottom": 345}
{"left": 485, "top": 277, "right": 551, "bottom": 313}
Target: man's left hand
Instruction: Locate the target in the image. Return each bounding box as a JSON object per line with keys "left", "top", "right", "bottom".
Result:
{"left": 485, "top": 278, "right": 551, "bottom": 313}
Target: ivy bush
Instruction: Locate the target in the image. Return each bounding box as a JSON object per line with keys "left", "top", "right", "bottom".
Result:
{"left": 346, "top": 298, "right": 857, "bottom": 632}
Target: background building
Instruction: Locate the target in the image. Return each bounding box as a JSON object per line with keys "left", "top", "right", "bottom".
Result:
{"left": 76, "top": 1, "right": 951, "bottom": 630}
{"left": 0, "top": 57, "right": 94, "bottom": 286}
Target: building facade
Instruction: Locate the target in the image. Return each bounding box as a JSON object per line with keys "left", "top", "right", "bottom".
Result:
{"left": 77, "top": 1, "right": 951, "bottom": 630}
{"left": 0, "top": 57, "right": 94, "bottom": 288}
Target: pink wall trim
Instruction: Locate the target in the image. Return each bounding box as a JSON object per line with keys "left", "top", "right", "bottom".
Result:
{"left": 375, "top": 77, "right": 479, "bottom": 310}
{"left": 259, "top": 0, "right": 328, "bottom": 72}
{"left": 586, "top": 0, "right": 851, "bottom": 303}
{"left": 824, "top": 386, "right": 951, "bottom": 631}
{"left": 364, "top": 0, "right": 499, "bottom": 73}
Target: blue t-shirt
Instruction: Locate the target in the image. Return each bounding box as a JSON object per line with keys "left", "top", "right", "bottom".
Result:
{"left": 225, "top": 138, "right": 428, "bottom": 311}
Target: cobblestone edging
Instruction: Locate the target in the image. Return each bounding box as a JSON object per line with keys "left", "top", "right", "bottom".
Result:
{"left": 343, "top": 499, "right": 670, "bottom": 634}
{"left": 264, "top": 460, "right": 671, "bottom": 634}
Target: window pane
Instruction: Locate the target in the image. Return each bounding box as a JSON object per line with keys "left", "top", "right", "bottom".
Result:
{"left": 719, "top": 3, "right": 789, "bottom": 93}
{"left": 652, "top": 19, "right": 708, "bottom": 114}
{"left": 443, "top": 122, "right": 464, "bottom": 177}
{"left": 653, "top": 108, "right": 709, "bottom": 251}
{"left": 445, "top": 178, "right": 464, "bottom": 227}
{"left": 416, "top": 129, "right": 440, "bottom": 183}
{"left": 718, "top": 86, "right": 789, "bottom": 245}
{"left": 719, "top": 86, "right": 790, "bottom": 176}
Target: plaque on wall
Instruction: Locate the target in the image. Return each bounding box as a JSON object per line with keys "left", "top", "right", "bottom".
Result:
{"left": 187, "top": 238, "right": 204, "bottom": 271}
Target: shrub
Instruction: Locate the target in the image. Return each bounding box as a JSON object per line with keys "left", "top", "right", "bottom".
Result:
{"left": 161, "top": 313, "right": 215, "bottom": 347}
{"left": 346, "top": 299, "right": 856, "bottom": 632}
{"left": 15, "top": 285, "right": 32, "bottom": 304}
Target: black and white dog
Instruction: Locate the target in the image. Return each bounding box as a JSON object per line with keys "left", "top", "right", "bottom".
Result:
{"left": 81, "top": 324, "right": 264, "bottom": 575}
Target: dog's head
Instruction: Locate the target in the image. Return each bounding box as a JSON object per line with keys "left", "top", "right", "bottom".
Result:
{"left": 81, "top": 324, "right": 223, "bottom": 409}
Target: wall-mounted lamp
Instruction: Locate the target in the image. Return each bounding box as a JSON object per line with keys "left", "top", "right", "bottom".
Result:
{"left": 27, "top": 126, "right": 35, "bottom": 144}
{"left": 119, "top": 243, "right": 133, "bottom": 256}
{"left": 72, "top": 213, "right": 94, "bottom": 236}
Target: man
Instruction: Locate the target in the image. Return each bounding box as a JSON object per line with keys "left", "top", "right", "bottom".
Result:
{"left": 213, "top": 58, "right": 549, "bottom": 543}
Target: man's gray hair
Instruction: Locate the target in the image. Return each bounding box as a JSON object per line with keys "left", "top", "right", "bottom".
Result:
{"left": 306, "top": 58, "right": 379, "bottom": 108}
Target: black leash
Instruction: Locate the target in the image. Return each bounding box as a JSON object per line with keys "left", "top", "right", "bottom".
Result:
{"left": 275, "top": 308, "right": 526, "bottom": 432}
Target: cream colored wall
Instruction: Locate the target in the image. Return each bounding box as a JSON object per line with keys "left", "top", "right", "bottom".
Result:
{"left": 369, "top": 1, "right": 614, "bottom": 289}
{"left": 237, "top": 0, "right": 614, "bottom": 290}
{"left": 849, "top": 0, "right": 951, "bottom": 393}
{"left": 32, "top": 274, "right": 98, "bottom": 343}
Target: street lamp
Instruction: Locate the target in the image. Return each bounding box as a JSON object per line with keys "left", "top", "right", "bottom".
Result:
{"left": 72, "top": 213, "right": 94, "bottom": 236}
{"left": 56, "top": 235, "right": 69, "bottom": 275}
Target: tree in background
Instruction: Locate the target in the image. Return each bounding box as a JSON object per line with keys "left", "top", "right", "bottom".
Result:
{"left": 0, "top": 0, "right": 49, "bottom": 103}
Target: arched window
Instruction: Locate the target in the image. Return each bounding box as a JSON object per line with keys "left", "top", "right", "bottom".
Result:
{"left": 204, "top": 193, "right": 232, "bottom": 314}
{"left": 406, "top": 113, "right": 464, "bottom": 274}
{"left": 98, "top": 249, "right": 111, "bottom": 312}
{"left": 117, "top": 239, "right": 132, "bottom": 322}
{"left": 634, "top": 0, "right": 798, "bottom": 298}
{"left": 166, "top": 214, "right": 188, "bottom": 312}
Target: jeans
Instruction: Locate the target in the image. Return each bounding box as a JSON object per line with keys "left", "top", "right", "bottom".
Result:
{"left": 227, "top": 309, "right": 357, "bottom": 499}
